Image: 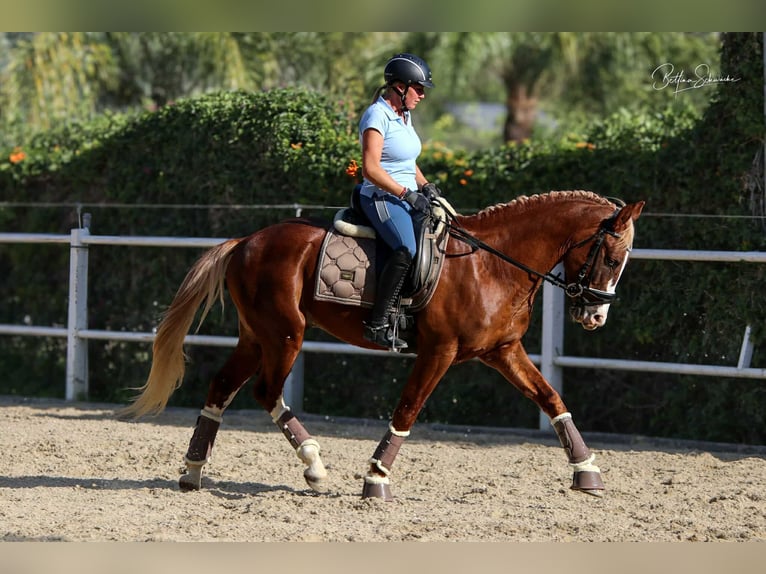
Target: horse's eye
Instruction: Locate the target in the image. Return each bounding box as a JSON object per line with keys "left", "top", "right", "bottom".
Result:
{"left": 604, "top": 256, "right": 620, "bottom": 269}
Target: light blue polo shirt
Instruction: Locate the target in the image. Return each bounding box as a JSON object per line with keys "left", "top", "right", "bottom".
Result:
{"left": 358, "top": 96, "right": 422, "bottom": 198}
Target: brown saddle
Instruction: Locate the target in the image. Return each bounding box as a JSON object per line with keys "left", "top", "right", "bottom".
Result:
{"left": 314, "top": 191, "right": 452, "bottom": 314}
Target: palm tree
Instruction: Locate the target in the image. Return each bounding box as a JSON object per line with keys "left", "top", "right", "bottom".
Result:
{"left": 103, "top": 33, "right": 251, "bottom": 110}
{"left": 419, "top": 32, "right": 580, "bottom": 142}
{"left": 0, "top": 32, "right": 117, "bottom": 130}
{"left": 0, "top": 33, "right": 276, "bottom": 132}
{"left": 257, "top": 32, "right": 404, "bottom": 104}
{"left": 0, "top": 32, "right": 407, "bottom": 135}
{"left": 418, "top": 32, "right": 720, "bottom": 143}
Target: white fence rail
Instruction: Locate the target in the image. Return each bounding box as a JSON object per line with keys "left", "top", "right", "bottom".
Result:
{"left": 1, "top": 217, "right": 764, "bottom": 430}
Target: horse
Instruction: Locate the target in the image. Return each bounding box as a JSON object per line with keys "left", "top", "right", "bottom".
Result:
{"left": 120, "top": 190, "right": 645, "bottom": 500}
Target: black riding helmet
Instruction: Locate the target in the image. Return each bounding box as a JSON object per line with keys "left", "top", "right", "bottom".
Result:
{"left": 384, "top": 53, "right": 435, "bottom": 88}
{"left": 383, "top": 53, "right": 434, "bottom": 111}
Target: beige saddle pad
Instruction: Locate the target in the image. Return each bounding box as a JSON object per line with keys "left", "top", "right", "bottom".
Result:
{"left": 314, "top": 231, "right": 377, "bottom": 307}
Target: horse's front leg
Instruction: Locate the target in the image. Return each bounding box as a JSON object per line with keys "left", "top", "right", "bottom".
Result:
{"left": 362, "top": 351, "right": 455, "bottom": 501}
{"left": 550, "top": 412, "right": 604, "bottom": 495}
{"left": 362, "top": 423, "right": 410, "bottom": 501}
{"left": 481, "top": 342, "right": 605, "bottom": 497}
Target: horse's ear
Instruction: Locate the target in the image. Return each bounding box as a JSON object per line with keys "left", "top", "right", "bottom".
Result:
{"left": 614, "top": 201, "right": 645, "bottom": 231}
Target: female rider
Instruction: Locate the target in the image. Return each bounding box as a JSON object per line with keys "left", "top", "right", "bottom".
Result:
{"left": 358, "top": 53, "right": 441, "bottom": 350}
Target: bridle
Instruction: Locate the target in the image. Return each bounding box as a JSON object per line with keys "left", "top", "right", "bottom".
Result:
{"left": 442, "top": 201, "right": 626, "bottom": 308}
{"left": 561, "top": 207, "right": 624, "bottom": 307}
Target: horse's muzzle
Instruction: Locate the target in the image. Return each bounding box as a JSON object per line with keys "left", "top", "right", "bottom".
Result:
{"left": 569, "top": 303, "right": 608, "bottom": 330}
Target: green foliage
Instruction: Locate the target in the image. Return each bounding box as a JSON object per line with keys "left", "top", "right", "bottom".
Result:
{"left": 0, "top": 33, "right": 118, "bottom": 132}
{"left": 2, "top": 34, "right": 764, "bottom": 445}
{"left": 419, "top": 101, "right": 702, "bottom": 212}
{"left": 3, "top": 89, "right": 358, "bottom": 210}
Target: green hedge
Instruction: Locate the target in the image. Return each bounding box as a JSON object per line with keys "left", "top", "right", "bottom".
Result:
{"left": 1, "top": 35, "right": 764, "bottom": 444}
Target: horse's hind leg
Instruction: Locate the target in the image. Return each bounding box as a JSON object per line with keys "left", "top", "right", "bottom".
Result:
{"left": 179, "top": 335, "right": 261, "bottom": 491}
{"left": 181, "top": 330, "right": 327, "bottom": 494}
{"left": 267, "top": 394, "right": 328, "bottom": 493}
{"left": 247, "top": 306, "right": 327, "bottom": 493}
{"left": 481, "top": 342, "right": 605, "bottom": 497}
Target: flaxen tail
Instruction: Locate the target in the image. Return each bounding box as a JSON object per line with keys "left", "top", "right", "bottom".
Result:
{"left": 118, "top": 238, "right": 242, "bottom": 418}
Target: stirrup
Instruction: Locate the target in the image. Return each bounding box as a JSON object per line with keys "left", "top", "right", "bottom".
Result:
{"left": 363, "top": 323, "right": 408, "bottom": 351}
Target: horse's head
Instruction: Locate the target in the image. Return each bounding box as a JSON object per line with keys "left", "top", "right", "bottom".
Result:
{"left": 562, "top": 200, "right": 645, "bottom": 330}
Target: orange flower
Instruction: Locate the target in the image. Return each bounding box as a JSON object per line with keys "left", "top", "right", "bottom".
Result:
{"left": 575, "top": 142, "right": 596, "bottom": 150}
{"left": 290, "top": 142, "right": 303, "bottom": 149}
{"left": 463, "top": 169, "right": 474, "bottom": 177}
{"left": 9, "top": 147, "right": 26, "bottom": 164}
{"left": 459, "top": 178, "right": 467, "bottom": 186}
{"left": 345, "top": 159, "right": 359, "bottom": 178}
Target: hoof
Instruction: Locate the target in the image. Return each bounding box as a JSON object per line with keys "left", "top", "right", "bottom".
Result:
{"left": 571, "top": 470, "right": 605, "bottom": 497}
{"left": 296, "top": 442, "right": 328, "bottom": 493}
{"left": 362, "top": 479, "right": 393, "bottom": 501}
{"left": 578, "top": 489, "right": 604, "bottom": 498}
{"left": 179, "top": 463, "right": 204, "bottom": 491}
{"left": 179, "top": 474, "right": 201, "bottom": 491}
{"left": 304, "top": 470, "right": 329, "bottom": 493}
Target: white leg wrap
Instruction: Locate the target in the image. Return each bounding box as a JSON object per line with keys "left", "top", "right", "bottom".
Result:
{"left": 200, "top": 408, "right": 223, "bottom": 423}
{"left": 296, "top": 438, "right": 321, "bottom": 462}
{"left": 269, "top": 395, "right": 290, "bottom": 423}
{"left": 389, "top": 423, "right": 410, "bottom": 437}
{"left": 550, "top": 411, "right": 572, "bottom": 425}
{"left": 364, "top": 473, "right": 390, "bottom": 486}
{"left": 570, "top": 453, "right": 600, "bottom": 473}
{"left": 370, "top": 458, "right": 391, "bottom": 476}
{"left": 297, "top": 438, "right": 328, "bottom": 492}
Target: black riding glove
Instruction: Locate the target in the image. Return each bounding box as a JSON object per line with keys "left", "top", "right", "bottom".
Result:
{"left": 421, "top": 182, "right": 442, "bottom": 201}
{"left": 402, "top": 189, "right": 431, "bottom": 214}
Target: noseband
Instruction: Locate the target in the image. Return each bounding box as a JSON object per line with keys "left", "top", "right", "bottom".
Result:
{"left": 445, "top": 203, "right": 626, "bottom": 307}
{"left": 563, "top": 209, "right": 623, "bottom": 307}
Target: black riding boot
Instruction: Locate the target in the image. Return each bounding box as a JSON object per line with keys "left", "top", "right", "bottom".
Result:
{"left": 364, "top": 247, "right": 412, "bottom": 350}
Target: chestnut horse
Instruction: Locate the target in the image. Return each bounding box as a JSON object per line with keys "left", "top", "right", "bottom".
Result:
{"left": 121, "top": 190, "right": 644, "bottom": 500}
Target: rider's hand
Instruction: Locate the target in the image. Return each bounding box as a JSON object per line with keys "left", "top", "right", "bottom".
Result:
{"left": 421, "top": 183, "right": 442, "bottom": 201}
{"left": 402, "top": 189, "right": 431, "bottom": 215}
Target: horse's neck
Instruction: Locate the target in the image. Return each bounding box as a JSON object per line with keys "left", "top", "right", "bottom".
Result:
{"left": 463, "top": 202, "right": 590, "bottom": 266}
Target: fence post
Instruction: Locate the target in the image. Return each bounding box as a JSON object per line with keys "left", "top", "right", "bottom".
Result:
{"left": 738, "top": 325, "right": 754, "bottom": 369}
{"left": 539, "top": 263, "right": 565, "bottom": 430}
{"left": 65, "top": 214, "right": 91, "bottom": 400}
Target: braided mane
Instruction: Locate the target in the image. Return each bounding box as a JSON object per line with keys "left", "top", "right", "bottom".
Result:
{"left": 465, "top": 190, "right": 633, "bottom": 249}
{"left": 472, "top": 190, "right": 613, "bottom": 222}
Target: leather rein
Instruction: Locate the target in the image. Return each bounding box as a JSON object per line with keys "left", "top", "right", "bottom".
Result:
{"left": 441, "top": 202, "right": 626, "bottom": 307}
